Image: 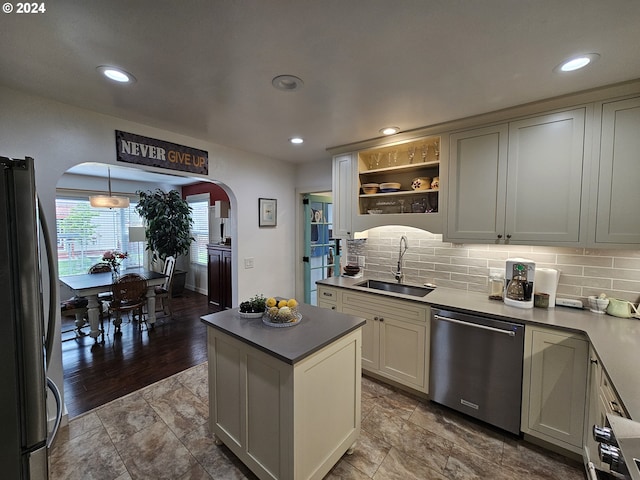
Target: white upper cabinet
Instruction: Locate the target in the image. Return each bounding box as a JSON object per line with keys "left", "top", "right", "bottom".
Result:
{"left": 446, "top": 108, "right": 588, "bottom": 245}
{"left": 593, "top": 96, "right": 640, "bottom": 245}
{"left": 447, "top": 124, "right": 508, "bottom": 241}
{"left": 332, "top": 153, "right": 355, "bottom": 238}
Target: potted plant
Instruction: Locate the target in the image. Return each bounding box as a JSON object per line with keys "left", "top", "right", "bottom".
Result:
{"left": 135, "top": 189, "right": 194, "bottom": 264}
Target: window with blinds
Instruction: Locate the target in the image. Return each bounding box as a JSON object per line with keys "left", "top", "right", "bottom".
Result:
{"left": 187, "top": 194, "right": 209, "bottom": 266}
{"left": 56, "top": 196, "right": 143, "bottom": 276}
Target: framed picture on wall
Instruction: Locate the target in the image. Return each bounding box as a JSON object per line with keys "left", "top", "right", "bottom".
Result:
{"left": 259, "top": 198, "right": 277, "bottom": 227}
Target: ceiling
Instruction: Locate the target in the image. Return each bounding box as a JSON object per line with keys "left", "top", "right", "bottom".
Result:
{"left": 66, "top": 162, "right": 198, "bottom": 186}
{"left": 1, "top": 0, "right": 640, "bottom": 166}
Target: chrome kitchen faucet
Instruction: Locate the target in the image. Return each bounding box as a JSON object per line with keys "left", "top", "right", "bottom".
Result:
{"left": 394, "top": 236, "right": 408, "bottom": 283}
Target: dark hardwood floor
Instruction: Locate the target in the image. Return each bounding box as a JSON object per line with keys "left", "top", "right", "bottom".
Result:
{"left": 61, "top": 289, "right": 221, "bottom": 418}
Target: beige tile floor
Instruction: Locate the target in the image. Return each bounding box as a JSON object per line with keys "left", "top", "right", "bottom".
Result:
{"left": 49, "top": 362, "right": 586, "bottom": 480}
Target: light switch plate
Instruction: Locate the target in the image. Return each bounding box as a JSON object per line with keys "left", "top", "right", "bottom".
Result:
{"left": 244, "top": 257, "right": 254, "bottom": 269}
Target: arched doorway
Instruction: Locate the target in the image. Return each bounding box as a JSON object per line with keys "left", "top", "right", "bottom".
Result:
{"left": 56, "top": 162, "right": 234, "bottom": 416}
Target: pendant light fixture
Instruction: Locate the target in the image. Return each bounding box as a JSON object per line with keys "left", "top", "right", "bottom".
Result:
{"left": 89, "top": 167, "right": 130, "bottom": 208}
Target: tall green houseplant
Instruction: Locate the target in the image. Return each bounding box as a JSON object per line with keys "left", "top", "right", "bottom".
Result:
{"left": 136, "top": 189, "right": 194, "bottom": 263}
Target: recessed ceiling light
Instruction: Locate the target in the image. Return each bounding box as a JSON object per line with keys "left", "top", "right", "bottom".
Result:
{"left": 97, "top": 65, "right": 136, "bottom": 84}
{"left": 379, "top": 126, "right": 400, "bottom": 135}
{"left": 289, "top": 137, "right": 304, "bottom": 144}
{"left": 272, "top": 75, "right": 304, "bottom": 92}
{"left": 554, "top": 53, "right": 600, "bottom": 73}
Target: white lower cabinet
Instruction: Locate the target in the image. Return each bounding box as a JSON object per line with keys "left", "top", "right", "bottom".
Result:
{"left": 207, "top": 327, "right": 362, "bottom": 480}
{"left": 584, "top": 346, "right": 629, "bottom": 472}
{"left": 338, "top": 290, "right": 429, "bottom": 393}
{"left": 522, "top": 326, "right": 589, "bottom": 454}
{"left": 317, "top": 285, "right": 338, "bottom": 310}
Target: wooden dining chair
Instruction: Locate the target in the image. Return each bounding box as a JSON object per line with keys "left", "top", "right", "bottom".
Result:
{"left": 108, "top": 273, "right": 148, "bottom": 333}
{"left": 154, "top": 256, "right": 176, "bottom": 319}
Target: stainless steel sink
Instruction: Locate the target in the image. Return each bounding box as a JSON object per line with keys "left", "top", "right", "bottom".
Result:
{"left": 355, "top": 279, "right": 434, "bottom": 297}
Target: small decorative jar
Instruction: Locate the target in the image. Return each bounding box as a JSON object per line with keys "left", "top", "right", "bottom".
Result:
{"left": 411, "top": 177, "right": 432, "bottom": 191}
{"left": 488, "top": 273, "right": 504, "bottom": 300}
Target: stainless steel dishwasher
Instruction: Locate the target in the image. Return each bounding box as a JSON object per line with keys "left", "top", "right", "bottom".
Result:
{"left": 430, "top": 308, "right": 524, "bottom": 435}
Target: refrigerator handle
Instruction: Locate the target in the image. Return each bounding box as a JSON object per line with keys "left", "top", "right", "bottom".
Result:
{"left": 38, "top": 199, "right": 57, "bottom": 367}
{"left": 45, "top": 377, "right": 62, "bottom": 448}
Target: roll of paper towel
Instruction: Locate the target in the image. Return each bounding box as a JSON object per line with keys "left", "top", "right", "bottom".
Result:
{"left": 536, "top": 268, "right": 560, "bottom": 308}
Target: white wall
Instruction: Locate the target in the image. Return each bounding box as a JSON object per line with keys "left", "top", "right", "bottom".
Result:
{"left": 0, "top": 85, "right": 298, "bottom": 418}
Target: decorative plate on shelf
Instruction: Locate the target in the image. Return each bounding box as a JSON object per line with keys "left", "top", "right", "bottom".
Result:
{"left": 262, "top": 312, "right": 303, "bottom": 328}
{"left": 238, "top": 311, "right": 264, "bottom": 319}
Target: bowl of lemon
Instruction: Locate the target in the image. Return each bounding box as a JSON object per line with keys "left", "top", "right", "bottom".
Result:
{"left": 263, "top": 297, "right": 302, "bottom": 327}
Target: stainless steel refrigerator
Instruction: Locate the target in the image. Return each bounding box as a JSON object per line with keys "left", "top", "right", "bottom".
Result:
{"left": 1, "top": 156, "right": 62, "bottom": 479}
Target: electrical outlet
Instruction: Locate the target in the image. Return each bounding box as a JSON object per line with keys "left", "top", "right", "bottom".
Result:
{"left": 244, "top": 257, "right": 254, "bottom": 269}
{"left": 357, "top": 256, "right": 366, "bottom": 267}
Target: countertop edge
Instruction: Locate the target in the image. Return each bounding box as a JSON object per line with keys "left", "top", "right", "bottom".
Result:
{"left": 200, "top": 315, "right": 365, "bottom": 364}
{"left": 317, "top": 277, "right": 640, "bottom": 420}
{"left": 200, "top": 305, "right": 366, "bottom": 365}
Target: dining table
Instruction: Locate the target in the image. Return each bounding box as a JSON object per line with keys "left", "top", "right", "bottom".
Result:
{"left": 59, "top": 267, "right": 167, "bottom": 343}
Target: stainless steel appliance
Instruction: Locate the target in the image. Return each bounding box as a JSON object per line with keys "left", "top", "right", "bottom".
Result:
{"left": 589, "top": 414, "right": 640, "bottom": 480}
{"left": 1, "top": 156, "right": 62, "bottom": 479}
{"left": 430, "top": 308, "right": 525, "bottom": 435}
{"left": 504, "top": 258, "right": 536, "bottom": 309}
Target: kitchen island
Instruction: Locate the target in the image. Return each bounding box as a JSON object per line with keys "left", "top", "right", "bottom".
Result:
{"left": 200, "top": 303, "right": 365, "bottom": 480}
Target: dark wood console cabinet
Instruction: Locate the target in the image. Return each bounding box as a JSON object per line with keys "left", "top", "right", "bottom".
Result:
{"left": 207, "top": 244, "right": 232, "bottom": 309}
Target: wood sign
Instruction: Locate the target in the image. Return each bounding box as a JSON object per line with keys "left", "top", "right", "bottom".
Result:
{"left": 115, "top": 130, "right": 208, "bottom": 175}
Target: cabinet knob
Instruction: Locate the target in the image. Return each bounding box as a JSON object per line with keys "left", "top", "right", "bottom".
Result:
{"left": 374, "top": 316, "right": 379, "bottom": 321}
{"left": 379, "top": 317, "right": 384, "bottom": 322}
{"left": 497, "top": 234, "right": 503, "bottom": 239}
{"left": 506, "top": 234, "right": 512, "bottom": 239}
{"left": 331, "top": 306, "right": 336, "bottom": 310}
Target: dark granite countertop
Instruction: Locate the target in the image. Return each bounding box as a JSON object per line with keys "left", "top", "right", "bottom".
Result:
{"left": 200, "top": 302, "right": 365, "bottom": 365}
{"left": 317, "top": 276, "right": 640, "bottom": 421}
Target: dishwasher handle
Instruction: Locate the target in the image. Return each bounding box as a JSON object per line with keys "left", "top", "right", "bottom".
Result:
{"left": 433, "top": 314, "right": 516, "bottom": 337}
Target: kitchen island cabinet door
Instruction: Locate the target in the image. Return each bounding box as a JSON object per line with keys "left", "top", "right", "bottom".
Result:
{"left": 594, "top": 96, "right": 640, "bottom": 245}
{"left": 522, "top": 326, "right": 588, "bottom": 454}
{"left": 207, "top": 326, "right": 362, "bottom": 480}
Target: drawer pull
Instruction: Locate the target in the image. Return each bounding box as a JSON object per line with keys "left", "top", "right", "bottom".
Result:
{"left": 610, "top": 401, "right": 624, "bottom": 416}
{"left": 322, "top": 292, "right": 333, "bottom": 297}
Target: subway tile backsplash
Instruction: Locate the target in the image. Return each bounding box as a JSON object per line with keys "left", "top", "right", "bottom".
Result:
{"left": 347, "top": 226, "right": 640, "bottom": 304}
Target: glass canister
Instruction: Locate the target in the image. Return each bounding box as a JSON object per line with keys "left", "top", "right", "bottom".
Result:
{"left": 488, "top": 273, "right": 505, "bottom": 300}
